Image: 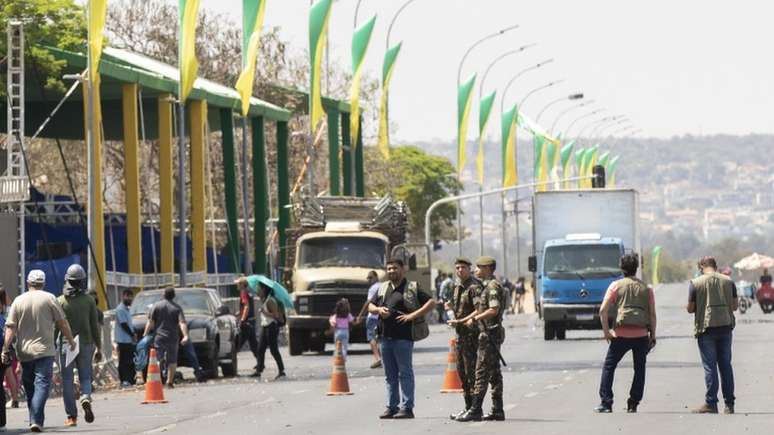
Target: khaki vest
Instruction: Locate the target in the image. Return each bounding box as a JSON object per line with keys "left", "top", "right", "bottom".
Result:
{"left": 378, "top": 280, "right": 429, "bottom": 341}
{"left": 692, "top": 272, "right": 735, "bottom": 336}
{"left": 614, "top": 277, "right": 650, "bottom": 328}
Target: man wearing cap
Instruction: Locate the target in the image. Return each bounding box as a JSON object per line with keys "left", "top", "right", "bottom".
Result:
{"left": 368, "top": 258, "right": 435, "bottom": 420}
{"left": 456, "top": 256, "right": 507, "bottom": 422}
{"left": 2, "top": 270, "right": 76, "bottom": 433}
{"left": 445, "top": 257, "right": 483, "bottom": 420}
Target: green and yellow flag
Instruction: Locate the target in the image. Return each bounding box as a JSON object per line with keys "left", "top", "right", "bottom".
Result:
{"left": 377, "top": 42, "right": 402, "bottom": 159}
{"left": 583, "top": 145, "right": 599, "bottom": 188}
{"left": 476, "top": 91, "right": 496, "bottom": 185}
{"left": 501, "top": 104, "right": 518, "bottom": 187}
{"left": 457, "top": 74, "right": 476, "bottom": 176}
{"left": 179, "top": 0, "right": 201, "bottom": 102}
{"left": 608, "top": 155, "right": 621, "bottom": 187}
{"left": 350, "top": 15, "right": 377, "bottom": 148}
{"left": 88, "top": 0, "right": 108, "bottom": 86}
{"left": 533, "top": 135, "right": 544, "bottom": 183}
{"left": 309, "top": 0, "right": 333, "bottom": 131}
{"left": 598, "top": 151, "right": 611, "bottom": 169}
{"left": 235, "top": 0, "right": 267, "bottom": 116}
{"left": 560, "top": 141, "right": 575, "bottom": 189}
{"left": 651, "top": 246, "right": 663, "bottom": 286}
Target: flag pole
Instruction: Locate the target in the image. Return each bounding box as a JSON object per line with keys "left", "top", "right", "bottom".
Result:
{"left": 86, "top": 0, "right": 98, "bottom": 296}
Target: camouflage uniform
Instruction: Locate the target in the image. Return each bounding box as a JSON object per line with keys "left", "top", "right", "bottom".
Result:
{"left": 452, "top": 275, "right": 483, "bottom": 410}
{"left": 472, "top": 277, "right": 507, "bottom": 413}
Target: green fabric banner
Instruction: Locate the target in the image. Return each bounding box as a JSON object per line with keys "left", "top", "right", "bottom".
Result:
{"left": 501, "top": 103, "right": 518, "bottom": 186}
{"left": 476, "top": 91, "right": 496, "bottom": 185}
{"left": 560, "top": 141, "right": 575, "bottom": 171}
{"left": 350, "top": 15, "right": 376, "bottom": 147}
{"left": 457, "top": 74, "right": 477, "bottom": 176}
{"left": 377, "top": 42, "right": 402, "bottom": 158}
{"left": 308, "top": 0, "right": 333, "bottom": 129}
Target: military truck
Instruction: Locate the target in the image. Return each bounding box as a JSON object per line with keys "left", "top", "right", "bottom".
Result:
{"left": 285, "top": 195, "right": 422, "bottom": 356}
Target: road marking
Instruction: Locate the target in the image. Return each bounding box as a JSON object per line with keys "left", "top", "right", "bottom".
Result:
{"left": 524, "top": 392, "right": 539, "bottom": 398}
{"left": 505, "top": 403, "right": 517, "bottom": 411}
{"left": 545, "top": 384, "right": 562, "bottom": 390}
{"left": 144, "top": 424, "right": 177, "bottom": 434}
{"left": 563, "top": 376, "right": 574, "bottom": 382}
{"left": 292, "top": 389, "right": 310, "bottom": 395}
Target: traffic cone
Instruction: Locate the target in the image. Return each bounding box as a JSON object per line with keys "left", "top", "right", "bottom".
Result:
{"left": 326, "top": 340, "right": 353, "bottom": 396}
{"left": 142, "top": 348, "right": 168, "bottom": 404}
{"left": 440, "top": 338, "right": 464, "bottom": 393}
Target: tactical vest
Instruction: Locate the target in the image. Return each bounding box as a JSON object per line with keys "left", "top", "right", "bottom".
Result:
{"left": 614, "top": 277, "right": 650, "bottom": 328}
{"left": 378, "top": 280, "right": 429, "bottom": 341}
{"left": 480, "top": 279, "right": 506, "bottom": 330}
{"left": 452, "top": 277, "right": 482, "bottom": 336}
{"left": 692, "top": 272, "right": 735, "bottom": 336}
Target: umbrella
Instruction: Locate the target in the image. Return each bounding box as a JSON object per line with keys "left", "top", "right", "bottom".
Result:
{"left": 734, "top": 253, "right": 774, "bottom": 271}
{"left": 246, "top": 274, "right": 293, "bottom": 309}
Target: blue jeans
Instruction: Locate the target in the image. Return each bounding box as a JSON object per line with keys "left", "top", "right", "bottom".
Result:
{"left": 697, "top": 331, "right": 735, "bottom": 406}
{"left": 598, "top": 336, "right": 649, "bottom": 406}
{"left": 21, "top": 356, "right": 54, "bottom": 427}
{"left": 380, "top": 338, "right": 414, "bottom": 411}
{"left": 334, "top": 329, "right": 350, "bottom": 358}
{"left": 60, "top": 342, "right": 95, "bottom": 418}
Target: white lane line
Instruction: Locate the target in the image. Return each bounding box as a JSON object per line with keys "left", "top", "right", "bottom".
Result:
{"left": 544, "top": 384, "right": 562, "bottom": 390}
{"left": 292, "top": 389, "right": 310, "bottom": 395}
{"left": 505, "top": 403, "right": 517, "bottom": 411}
{"left": 563, "top": 376, "right": 574, "bottom": 382}
{"left": 144, "top": 424, "right": 177, "bottom": 434}
{"left": 524, "top": 392, "right": 539, "bottom": 398}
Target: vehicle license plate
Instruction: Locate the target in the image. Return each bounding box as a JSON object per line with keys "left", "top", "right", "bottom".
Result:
{"left": 576, "top": 313, "right": 594, "bottom": 321}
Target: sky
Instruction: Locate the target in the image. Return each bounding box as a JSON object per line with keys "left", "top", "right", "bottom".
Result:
{"left": 170, "top": 0, "right": 774, "bottom": 143}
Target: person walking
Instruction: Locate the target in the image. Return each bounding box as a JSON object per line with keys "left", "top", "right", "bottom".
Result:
{"left": 687, "top": 256, "right": 738, "bottom": 414}
{"left": 445, "top": 258, "right": 483, "bottom": 420}
{"left": 57, "top": 264, "right": 102, "bottom": 427}
{"left": 456, "top": 256, "right": 507, "bottom": 422}
{"left": 143, "top": 287, "right": 189, "bottom": 388}
{"left": 511, "top": 277, "right": 526, "bottom": 314}
{"left": 329, "top": 298, "right": 354, "bottom": 358}
{"left": 256, "top": 283, "right": 286, "bottom": 380}
{"left": 0, "top": 285, "right": 19, "bottom": 410}
{"left": 235, "top": 278, "right": 261, "bottom": 377}
{"left": 115, "top": 289, "right": 137, "bottom": 387}
{"left": 368, "top": 258, "right": 435, "bottom": 420}
{"left": 2, "top": 270, "right": 76, "bottom": 433}
{"left": 356, "top": 271, "right": 382, "bottom": 369}
{"left": 594, "top": 254, "right": 657, "bottom": 413}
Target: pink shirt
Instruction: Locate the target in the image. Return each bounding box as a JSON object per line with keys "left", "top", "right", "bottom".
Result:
{"left": 329, "top": 314, "right": 354, "bottom": 330}
{"left": 605, "top": 281, "right": 655, "bottom": 338}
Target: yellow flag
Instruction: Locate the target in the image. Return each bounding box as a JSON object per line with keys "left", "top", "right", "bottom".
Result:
{"left": 179, "top": 0, "right": 201, "bottom": 103}
{"left": 88, "top": 0, "right": 108, "bottom": 86}
{"left": 235, "top": 0, "right": 267, "bottom": 116}
{"left": 377, "top": 42, "right": 402, "bottom": 159}
{"left": 309, "top": 0, "right": 333, "bottom": 131}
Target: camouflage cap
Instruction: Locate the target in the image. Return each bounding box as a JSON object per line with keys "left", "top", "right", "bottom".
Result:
{"left": 476, "top": 256, "right": 497, "bottom": 267}
{"left": 454, "top": 257, "right": 472, "bottom": 266}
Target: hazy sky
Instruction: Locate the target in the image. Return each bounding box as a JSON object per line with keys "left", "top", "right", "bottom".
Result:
{"left": 177, "top": 0, "right": 774, "bottom": 142}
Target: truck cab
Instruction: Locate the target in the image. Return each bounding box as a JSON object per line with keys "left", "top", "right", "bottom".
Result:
{"left": 288, "top": 226, "right": 388, "bottom": 355}
{"left": 538, "top": 234, "right": 623, "bottom": 340}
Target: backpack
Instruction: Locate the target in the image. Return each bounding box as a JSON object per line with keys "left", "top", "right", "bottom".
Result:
{"left": 273, "top": 296, "right": 287, "bottom": 327}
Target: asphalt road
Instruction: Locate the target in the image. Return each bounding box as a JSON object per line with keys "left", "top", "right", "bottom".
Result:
{"left": 4, "top": 282, "right": 774, "bottom": 434}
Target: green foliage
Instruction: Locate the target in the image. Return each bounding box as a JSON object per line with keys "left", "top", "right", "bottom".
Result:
{"left": 0, "top": 0, "right": 87, "bottom": 96}
{"left": 642, "top": 247, "right": 691, "bottom": 284}
{"left": 366, "top": 146, "right": 461, "bottom": 242}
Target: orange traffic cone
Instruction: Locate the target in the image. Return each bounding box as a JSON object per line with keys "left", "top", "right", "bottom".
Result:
{"left": 440, "top": 338, "right": 464, "bottom": 393}
{"left": 142, "top": 348, "right": 168, "bottom": 404}
{"left": 326, "top": 340, "right": 353, "bottom": 396}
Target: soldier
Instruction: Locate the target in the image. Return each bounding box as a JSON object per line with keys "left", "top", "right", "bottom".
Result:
{"left": 445, "top": 258, "right": 483, "bottom": 420}
{"left": 456, "top": 256, "right": 507, "bottom": 422}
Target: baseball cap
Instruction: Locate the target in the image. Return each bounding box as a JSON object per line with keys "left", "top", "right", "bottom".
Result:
{"left": 27, "top": 269, "right": 46, "bottom": 285}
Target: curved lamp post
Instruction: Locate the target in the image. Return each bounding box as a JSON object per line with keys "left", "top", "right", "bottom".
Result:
{"left": 535, "top": 93, "right": 584, "bottom": 125}
{"left": 563, "top": 108, "right": 606, "bottom": 138}
{"left": 549, "top": 100, "right": 594, "bottom": 136}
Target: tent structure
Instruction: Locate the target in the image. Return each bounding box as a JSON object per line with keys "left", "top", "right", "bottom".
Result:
{"left": 734, "top": 253, "right": 774, "bottom": 271}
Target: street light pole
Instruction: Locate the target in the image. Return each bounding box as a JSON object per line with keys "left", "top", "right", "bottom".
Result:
{"left": 534, "top": 93, "right": 584, "bottom": 125}
{"left": 455, "top": 24, "right": 520, "bottom": 258}
{"left": 475, "top": 43, "right": 536, "bottom": 258}
{"left": 549, "top": 100, "right": 594, "bottom": 136}
{"left": 516, "top": 80, "right": 565, "bottom": 186}
{"left": 563, "top": 108, "right": 606, "bottom": 138}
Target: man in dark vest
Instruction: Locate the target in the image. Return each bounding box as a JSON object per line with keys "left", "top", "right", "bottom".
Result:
{"left": 687, "top": 256, "right": 738, "bottom": 414}
{"left": 594, "top": 254, "right": 656, "bottom": 413}
{"left": 445, "top": 258, "right": 483, "bottom": 420}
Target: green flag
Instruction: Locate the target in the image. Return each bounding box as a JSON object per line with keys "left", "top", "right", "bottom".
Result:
{"left": 598, "top": 151, "right": 611, "bottom": 169}
{"left": 608, "top": 155, "right": 621, "bottom": 187}
{"left": 235, "top": 0, "right": 267, "bottom": 116}
{"left": 477, "top": 91, "right": 496, "bottom": 185}
{"left": 309, "top": 0, "right": 333, "bottom": 131}
{"left": 501, "top": 103, "right": 518, "bottom": 187}
{"left": 533, "top": 135, "right": 545, "bottom": 180}
{"left": 652, "top": 246, "right": 663, "bottom": 286}
{"left": 560, "top": 141, "right": 575, "bottom": 188}
{"left": 457, "top": 74, "right": 477, "bottom": 176}
{"left": 350, "top": 15, "right": 376, "bottom": 148}
{"left": 377, "top": 42, "right": 402, "bottom": 158}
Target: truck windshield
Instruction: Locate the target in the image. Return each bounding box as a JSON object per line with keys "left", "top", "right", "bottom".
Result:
{"left": 544, "top": 244, "right": 622, "bottom": 280}
{"left": 299, "top": 237, "right": 386, "bottom": 269}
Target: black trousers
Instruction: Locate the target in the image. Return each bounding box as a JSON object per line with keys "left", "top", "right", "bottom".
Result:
{"left": 0, "top": 362, "right": 6, "bottom": 428}
{"left": 238, "top": 321, "right": 260, "bottom": 362}
{"left": 257, "top": 323, "right": 284, "bottom": 374}
{"left": 117, "top": 343, "right": 136, "bottom": 385}
{"left": 599, "top": 336, "right": 649, "bottom": 406}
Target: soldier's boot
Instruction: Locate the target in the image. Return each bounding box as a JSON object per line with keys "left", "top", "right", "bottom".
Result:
{"left": 455, "top": 397, "right": 483, "bottom": 422}
{"left": 450, "top": 394, "right": 472, "bottom": 420}
{"left": 482, "top": 397, "right": 505, "bottom": 421}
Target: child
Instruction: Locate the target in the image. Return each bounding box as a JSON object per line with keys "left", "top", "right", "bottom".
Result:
{"left": 329, "top": 298, "right": 354, "bottom": 358}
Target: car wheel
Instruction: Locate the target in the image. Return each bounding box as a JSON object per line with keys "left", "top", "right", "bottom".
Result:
{"left": 203, "top": 341, "right": 220, "bottom": 379}
{"left": 543, "top": 321, "right": 556, "bottom": 341}
{"left": 311, "top": 337, "right": 325, "bottom": 354}
{"left": 220, "top": 338, "right": 238, "bottom": 377}
{"left": 556, "top": 326, "right": 566, "bottom": 340}
{"left": 289, "top": 329, "right": 306, "bottom": 356}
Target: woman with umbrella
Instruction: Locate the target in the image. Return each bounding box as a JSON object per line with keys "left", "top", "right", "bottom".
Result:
{"left": 247, "top": 275, "right": 288, "bottom": 380}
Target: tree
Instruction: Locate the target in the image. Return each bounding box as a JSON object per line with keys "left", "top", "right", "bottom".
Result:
{"left": 366, "top": 145, "right": 460, "bottom": 242}
{"left": 0, "top": 0, "right": 87, "bottom": 96}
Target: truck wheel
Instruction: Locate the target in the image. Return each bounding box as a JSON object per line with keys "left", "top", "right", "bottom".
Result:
{"left": 543, "top": 322, "right": 556, "bottom": 341}
{"left": 311, "top": 337, "right": 325, "bottom": 353}
{"left": 289, "top": 329, "right": 306, "bottom": 356}
{"left": 556, "top": 326, "right": 566, "bottom": 340}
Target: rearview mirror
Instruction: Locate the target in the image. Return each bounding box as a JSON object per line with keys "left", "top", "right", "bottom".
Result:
{"left": 216, "top": 305, "right": 230, "bottom": 316}
{"left": 528, "top": 256, "right": 537, "bottom": 273}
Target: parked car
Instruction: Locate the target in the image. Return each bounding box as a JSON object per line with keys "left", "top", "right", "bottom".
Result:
{"left": 131, "top": 288, "right": 239, "bottom": 378}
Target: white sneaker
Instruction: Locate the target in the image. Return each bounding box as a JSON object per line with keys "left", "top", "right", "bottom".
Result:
{"left": 30, "top": 423, "right": 43, "bottom": 432}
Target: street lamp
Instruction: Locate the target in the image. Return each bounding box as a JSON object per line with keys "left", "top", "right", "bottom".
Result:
{"left": 589, "top": 117, "right": 629, "bottom": 142}
{"left": 518, "top": 79, "right": 565, "bottom": 114}
{"left": 500, "top": 59, "right": 554, "bottom": 116}
{"left": 454, "top": 24, "right": 520, "bottom": 257}
{"left": 563, "top": 108, "right": 606, "bottom": 138}
{"left": 575, "top": 115, "right": 626, "bottom": 143}
{"left": 549, "top": 100, "right": 594, "bottom": 136}
{"left": 534, "top": 93, "right": 584, "bottom": 125}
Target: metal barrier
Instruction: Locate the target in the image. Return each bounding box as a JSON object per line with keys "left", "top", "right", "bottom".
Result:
{"left": 105, "top": 271, "right": 240, "bottom": 289}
